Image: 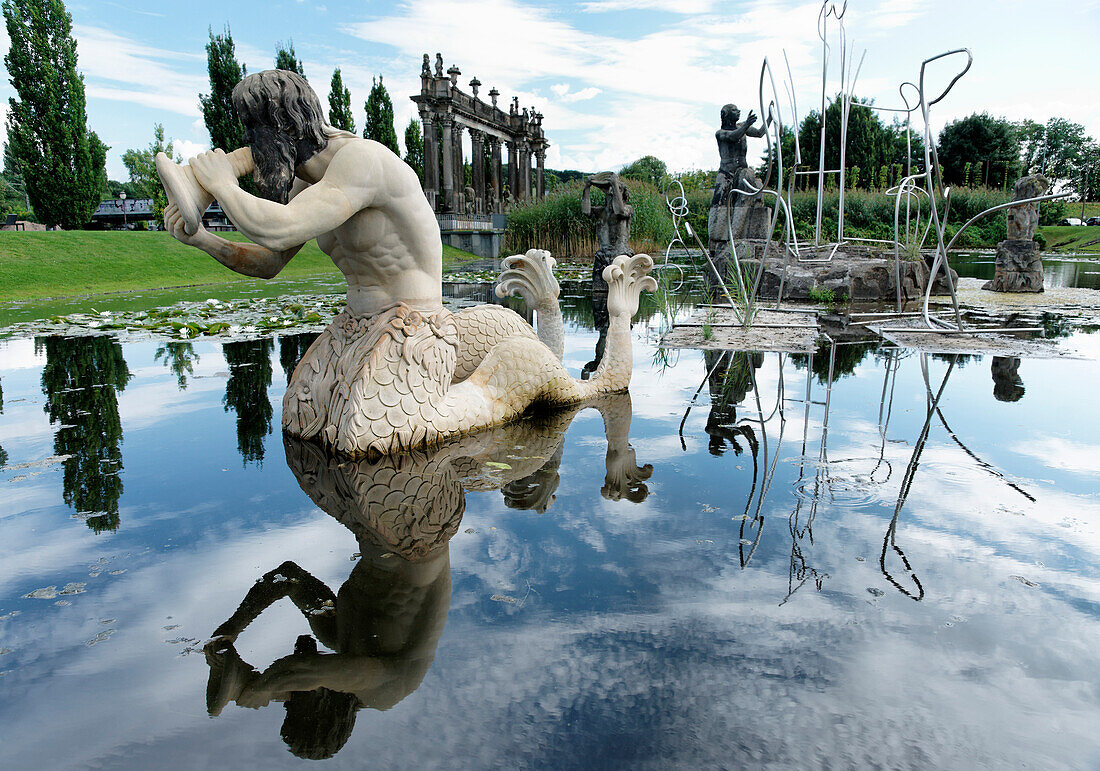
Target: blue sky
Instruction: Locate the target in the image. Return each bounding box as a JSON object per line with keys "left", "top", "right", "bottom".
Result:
{"left": 2, "top": 0, "right": 1098, "bottom": 182}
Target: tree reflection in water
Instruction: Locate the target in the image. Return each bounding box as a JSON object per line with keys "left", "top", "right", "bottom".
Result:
{"left": 154, "top": 342, "right": 199, "bottom": 390}
{"left": 279, "top": 332, "right": 321, "bottom": 385}
{"left": 202, "top": 394, "right": 649, "bottom": 760}
{"left": 37, "top": 335, "right": 131, "bottom": 532}
{"left": 222, "top": 339, "right": 274, "bottom": 465}
{"left": 0, "top": 375, "right": 7, "bottom": 468}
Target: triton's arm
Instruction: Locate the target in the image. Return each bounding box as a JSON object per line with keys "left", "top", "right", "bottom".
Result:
{"left": 209, "top": 560, "right": 338, "bottom": 648}
{"left": 165, "top": 200, "right": 304, "bottom": 280}
{"left": 191, "top": 143, "right": 380, "bottom": 252}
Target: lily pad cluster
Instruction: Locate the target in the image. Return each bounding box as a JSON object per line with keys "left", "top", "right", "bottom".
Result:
{"left": 3, "top": 294, "right": 347, "bottom": 341}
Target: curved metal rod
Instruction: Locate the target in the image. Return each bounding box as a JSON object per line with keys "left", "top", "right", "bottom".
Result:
{"left": 921, "top": 190, "right": 1071, "bottom": 326}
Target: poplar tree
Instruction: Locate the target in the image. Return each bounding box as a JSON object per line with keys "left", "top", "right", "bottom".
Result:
{"left": 3, "top": 0, "right": 106, "bottom": 228}
{"left": 363, "top": 75, "right": 399, "bottom": 155}
{"left": 403, "top": 118, "right": 423, "bottom": 182}
{"left": 328, "top": 67, "right": 355, "bottom": 133}
{"left": 274, "top": 40, "right": 305, "bottom": 78}
{"left": 200, "top": 26, "right": 246, "bottom": 153}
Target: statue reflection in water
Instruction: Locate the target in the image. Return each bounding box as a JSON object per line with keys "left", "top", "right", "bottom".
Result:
{"left": 203, "top": 393, "right": 650, "bottom": 759}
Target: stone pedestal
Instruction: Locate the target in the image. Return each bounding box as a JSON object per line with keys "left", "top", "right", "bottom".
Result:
{"left": 982, "top": 239, "right": 1043, "bottom": 293}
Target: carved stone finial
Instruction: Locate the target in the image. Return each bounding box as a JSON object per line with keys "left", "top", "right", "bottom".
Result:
{"left": 422, "top": 54, "right": 431, "bottom": 77}
{"left": 488, "top": 87, "right": 499, "bottom": 108}
{"left": 447, "top": 64, "right": 461, "bottom": 87}
{"left": 469, "top": 77, "right": 481, "bottom": 98}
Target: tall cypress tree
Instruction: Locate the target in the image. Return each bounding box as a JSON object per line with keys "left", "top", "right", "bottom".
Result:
{"left": 403, "top": 118, "right": 423, "bottom": 182}
{"left": 3, "top": 0, "right": 105, "bottom": 228}
{"left": 200, "top": 26, "right": 246, "bottom": 152}
{"left": 274, "top": 40, "right": 305, "bottom": 78}
{"left": 363, "top": 75, "right": 399, "bottom": 155}
{"left": 328, "top": 67, "right": 355, "bottom": 133}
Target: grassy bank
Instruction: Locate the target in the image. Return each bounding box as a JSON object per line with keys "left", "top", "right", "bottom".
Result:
{"left": 1040, "top": 225, "right": 1100, "bottom": 252}
{"left": 0, "top": 231, "right": 479, "bottom": 302}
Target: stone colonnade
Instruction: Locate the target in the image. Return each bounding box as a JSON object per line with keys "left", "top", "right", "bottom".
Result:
{"left": 413, "top": 53, "right": 549, "bottom": 215}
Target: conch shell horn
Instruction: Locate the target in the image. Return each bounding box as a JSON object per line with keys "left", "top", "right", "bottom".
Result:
{"left": 155, "top": 147, "right": 254, "bottom": 235}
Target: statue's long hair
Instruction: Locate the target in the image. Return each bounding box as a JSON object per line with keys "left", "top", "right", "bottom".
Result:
{"left": 230, "top": 70, "right": 357, "bottom": 203}
{"left": 232, "top": 69, "right": 328, "bottom": 148}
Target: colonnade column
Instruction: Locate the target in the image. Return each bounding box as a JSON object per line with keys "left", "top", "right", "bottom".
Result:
{"left": 439, "top": 117, "right": 454, "bottom": 212}
{"left": 489, "top": 136, "right": 503, "bottom": 213}
{"left": 469, "top": 128, "right": 485, "bottom": 215}
{"left": 452, "top": 123, "right": 466, "bottom": 213}
{"left": 517, "top": 143, "right": 530, "bottom": 200}
{"left": 507, "top": 141, "right": 518, "bottom": 202}
{"left": 420, "top": 111, "right": 438, "bottom": 207}
{"left": 535, "top": 148, "right": 546, "bottom": 200}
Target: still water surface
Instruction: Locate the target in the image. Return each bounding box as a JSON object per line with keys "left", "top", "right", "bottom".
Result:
{"left": 1, "top": 290, "right": 1099, "bottom": 768}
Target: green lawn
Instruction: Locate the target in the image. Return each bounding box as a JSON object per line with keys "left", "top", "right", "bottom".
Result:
{"left": 0, "top": 230, "right": 480, "bottom": 302}
{"left": 1039, "top": 225, "right": 1100, "bottom": 253}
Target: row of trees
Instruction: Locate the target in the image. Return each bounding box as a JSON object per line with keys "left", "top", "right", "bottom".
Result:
{"left": 761, "top": 96, "right": 1098, "bottom": 198}
{"left": 192, "top": 29, "right": 424, "bottom": 184}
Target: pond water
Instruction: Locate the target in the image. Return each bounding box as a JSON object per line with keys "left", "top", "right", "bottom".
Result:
{"left": 2, "top": 285, "right": 1100, "bottom": 768}
{"left": 952, "top": 251, "right": 1100, "bottom": 291}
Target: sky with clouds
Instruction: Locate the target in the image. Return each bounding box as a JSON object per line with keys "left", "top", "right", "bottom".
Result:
{"left": 1, "top": 0, "right": 1098, "bottom": 182}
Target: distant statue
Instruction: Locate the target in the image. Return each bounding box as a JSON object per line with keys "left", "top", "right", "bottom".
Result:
{"left": 501, "top": 184, "right": 512, "bottom": 212}
{"left": 708, "top": 103, "right": 772, "bottom": 287}
{"left": 582, "top": 171, "right": 634, "bottom": 291}
{"left": 421, "top": 54, "right": 431, "bottom": 78}
{"left": 486, "top": 183, "right": 497, "bottom": 213}
{"left": 156, "top": 70, "right": 654, "bottom": 457}
{"left": 983, "top": 174, "right": 1049, "bottom": 293}
{"left": 463, "top": 185, "right": 475, "bottom": 214}
{"left": 434, "top": 52, "right": 444, "bottom": 77}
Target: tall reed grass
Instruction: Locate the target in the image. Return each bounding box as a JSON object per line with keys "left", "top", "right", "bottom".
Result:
{"left": 503, "top": 180, "right": 676, "bottom": 258}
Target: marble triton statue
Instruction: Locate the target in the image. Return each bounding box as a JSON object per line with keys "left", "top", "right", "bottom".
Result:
{"left": 157, "top": 69, "right": 654, "bottom": 457}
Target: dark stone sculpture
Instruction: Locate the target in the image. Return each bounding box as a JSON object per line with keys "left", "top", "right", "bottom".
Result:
{"left": 991, "top": 356, "right": 1025, "bottom": 402}
{"left": 708, "top": 103, "right": 771, "bottom": 287}
{"left": 983, "top": 174, "right": 1049, "bottom": 293}
{"left": 582, "top": 171, "right": 633, "bottom": 291}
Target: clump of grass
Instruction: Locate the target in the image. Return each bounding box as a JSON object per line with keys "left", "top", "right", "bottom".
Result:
{"left": 808, "top": 285, "right": 836, "bottom": 305}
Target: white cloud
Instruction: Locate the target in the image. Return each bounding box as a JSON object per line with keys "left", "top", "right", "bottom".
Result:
{"left": 562, "top": 87, "right": 602, "bottom": 103}
{"left": 171, "top": 139, "right": 208, "bottom": 162}
{"left": 73, "top": 25, "right": 206, "bottom": 117}
{"left": 580, "top": 0, "right": 717, "bottom": 11}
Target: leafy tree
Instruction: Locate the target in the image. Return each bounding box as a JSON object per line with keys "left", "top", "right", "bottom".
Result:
{"left": 278, "top": 333, "right": 319, "bottom": 385}
{"left": 122, "top": 123, "right": 180, "bottom": 220}
{"left": 619, "top": 155, "right": 667, "bottom": 185}
{"left": 936, "top": 113, "right": 1020, "bottom": 187}
{"left": 1, "top": 141, "right": 30, "bottom": 217}
{"left": 797, "top": 96, "right": 892, "bottom": 190}
{"left": 1077, "top": 140, "right": 1100, "bottom": 201}
{"left": 274, "top": 39, "right": 304, "bottom": 78}
{"left": 3, "top": 0, "right": 106, "bottom": 228}
{"left": 327, "top": 67, "right": 355, "bottom": 132}
{"left": 1018, "top": 117, "right": 1088, "bottom": 189}
{"left": 403, "top": 117, "right": 423, "bottom": 182}
{"left": 363, "top": 75, "right": 399, "bottom": 154}
{"left": 38, "top": 335, "right": 131, "bottom": 532}
{"left": 200, "top": 26, "right": 246, "bottom": 153}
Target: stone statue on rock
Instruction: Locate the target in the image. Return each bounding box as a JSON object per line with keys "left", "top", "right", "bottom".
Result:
{"left": 982, "top": 174, "right": 1049, "bottom": 293}
{"left": 582, "top": 171, "right": 633, "bottom": 292}
{"left": 157, "top": 69, "right": 654, "bottom": 458}
{"left": 708, "top": 103, "right": 772, "bottom": 287}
